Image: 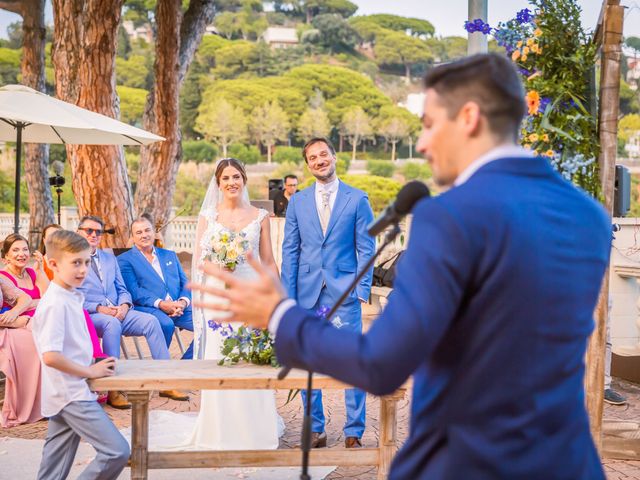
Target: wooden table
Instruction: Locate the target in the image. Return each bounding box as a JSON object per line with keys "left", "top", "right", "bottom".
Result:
{"left": 89, "top": 360, "right": 405, "bottom": 480}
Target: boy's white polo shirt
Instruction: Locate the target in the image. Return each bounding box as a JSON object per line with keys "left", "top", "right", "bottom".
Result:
{"left": 32, "top": 281, "right": 96, "bottom": 417}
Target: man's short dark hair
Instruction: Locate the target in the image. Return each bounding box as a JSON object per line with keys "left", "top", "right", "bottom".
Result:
{"left": 284, "top": 174, "right": 298, "bottom": 183}
{"left": 78, "top": 215, "right": 104, "bottom": 228}
{"left": 423, "top": 53, "right": 525, "bottom": 140}
{"left": 302, "top": 138, "right": 336, "bottom": 163}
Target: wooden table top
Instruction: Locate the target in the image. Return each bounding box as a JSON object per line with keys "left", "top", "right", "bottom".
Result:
{"left": 88, "top": 360, "right": 354, "bottom": 391}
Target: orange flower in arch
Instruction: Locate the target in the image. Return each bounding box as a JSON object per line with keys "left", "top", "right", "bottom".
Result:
{"left": 526, "top": 90, "right": 540, "bottom": 115}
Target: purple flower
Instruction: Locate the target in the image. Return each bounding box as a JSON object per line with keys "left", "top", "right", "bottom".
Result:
{"left": 464, "top": 18, "right": 492, "bottom": 35}
{"left": 539, "top": 97, "right": 552, "bottom": 114}
{"left": 516, "top": 8, "right": 534, "bottom": 24}
{"left": 315, "top": 305, "right": 331, "bottom": 319}
{"left": 208, "top": 320, "right": 221, "bottom": 331}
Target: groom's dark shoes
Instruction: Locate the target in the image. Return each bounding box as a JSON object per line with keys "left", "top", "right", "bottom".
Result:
{"left": 345, "top": 436, "right": 362, "bottom": 448}
{"left": 310, "top": 431, "right": 327, "bottom": 448}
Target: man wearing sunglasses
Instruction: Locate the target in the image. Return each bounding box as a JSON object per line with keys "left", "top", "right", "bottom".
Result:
{"left": 76, "top": 216, "right": 185, "bottom": 409}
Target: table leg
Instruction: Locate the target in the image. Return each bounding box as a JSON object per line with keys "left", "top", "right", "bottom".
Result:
{"left": 128, "top": 391, "right": 150, "bottom": 480}
{"left": 378, "top": 393, "right": 401, "bottom": 480}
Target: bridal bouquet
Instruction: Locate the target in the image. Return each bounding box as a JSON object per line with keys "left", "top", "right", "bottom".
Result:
{"left": 208, "top": 320, "right": 279, "bottom": 367}
{"left": 208, "top": 230, "right": 250, "bottom": 271}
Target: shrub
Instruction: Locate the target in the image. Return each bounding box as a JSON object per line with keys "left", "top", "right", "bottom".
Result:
{"left": 228, "top": 143, "right": 263, "bottom": 165}
{"left": 273, "top": 146, "right": 303, "bottom": 164}
{"left": 336, "top": 152, "right": 351, "bottom": 174}
{"left": 367, "top": 160, "right": 395, "bottom": 178}
{"left": 402, "top": 161, "right": 432, "bottom": 181}
{"left": 182, "top": 140, "right": 218, "bottom": 163}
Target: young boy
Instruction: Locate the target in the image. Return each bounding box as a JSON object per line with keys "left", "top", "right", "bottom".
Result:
{"left": 32, "top": 230, "right": 130, "bottom": 480}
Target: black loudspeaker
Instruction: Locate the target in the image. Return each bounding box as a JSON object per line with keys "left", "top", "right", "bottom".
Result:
{"left": 614, "top": 165, "right": 630, "bottom": 217}
{"left": 268, "top": 178, "right": 283, "bottom": 200}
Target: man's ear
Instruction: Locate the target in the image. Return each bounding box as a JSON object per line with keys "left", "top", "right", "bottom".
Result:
{"left": 458, "top": 101, "right": 483, "bottom": 137}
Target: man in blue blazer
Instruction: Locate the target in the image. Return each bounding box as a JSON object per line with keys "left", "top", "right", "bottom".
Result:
{"left": 76, "top": 216, "right": 186, "bottom": 408}
{"left": 281, "top": 137, "right": 375, "bottom": 448}
{"left": 118, "top": 216, "right": 194, "bottom": 360}
{"left": 191, "top": 54, "right": 609, "bottom": 479}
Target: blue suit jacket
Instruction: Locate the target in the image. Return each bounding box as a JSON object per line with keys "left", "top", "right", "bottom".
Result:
{"left": 117, "top": 246, "right": 191, "bottom": 308}
{"left": 275, "top": 157, "right": 609, "bottom": 479}
{"left": 78, "top": 249, "right": 133, "bottom": 314}
{"left": 280, "top": 181, "right": 375, "bottom": 309}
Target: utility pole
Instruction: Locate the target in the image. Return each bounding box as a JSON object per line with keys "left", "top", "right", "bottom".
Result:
{"left": 468, "top": 0, "right": 488, "bottom": 55}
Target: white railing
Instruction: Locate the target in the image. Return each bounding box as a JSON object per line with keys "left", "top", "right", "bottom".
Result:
{"left": 0, "top": 208, "right": 410, "bottom": 269}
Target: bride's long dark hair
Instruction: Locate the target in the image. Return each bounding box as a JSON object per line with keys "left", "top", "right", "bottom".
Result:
{"left": 215, "top": 158, "right": 247, "bottom": 186}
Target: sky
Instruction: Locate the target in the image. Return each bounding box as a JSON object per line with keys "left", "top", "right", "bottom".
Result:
{"left": 0, "top": 1, "right": 638, "bottom": 40}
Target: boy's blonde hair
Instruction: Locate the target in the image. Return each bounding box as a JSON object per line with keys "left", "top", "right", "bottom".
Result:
{"left": 46, "top": 230, "right": 90, "bottom": 260}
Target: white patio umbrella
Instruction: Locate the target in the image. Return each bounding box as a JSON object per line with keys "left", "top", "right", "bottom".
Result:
{"left": 0, "top": 84, "right": 165, "bottom": 233}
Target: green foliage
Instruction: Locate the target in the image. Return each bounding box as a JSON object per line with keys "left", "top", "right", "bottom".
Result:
{"left": 172, "top": 168, "right": 207, "bottom": 216}
{"left": 250, "top": 101, "right": 290, "bottom": 162}
{"left": 306, "top": 0, "right": 358, "bottom": 19}
{"left": 402, "top": 161, "right": 432, "bottom": 181}
{"left": 6, "top": 22, "right": 22, "bottom": 49}
{"left": 213, "top": 40, "right": 259, "bottom": 78}
{"left": 0, "top": 47, "right": 21, "bottom": 85}
{"left": 182, "top": 140, "right": 219, "bottom": 163}
{"left": 310, "top": 13, "right": 360, "bottom": 53}
{"left": 620, "top": 79, "right": 640, "bottom": 115}
{"left": 626, "top": 36, "right": 640, "bottom": 54}
{"left": 297, "top": 107, "right": 331, "bottom": 140}
{"left": 117, "top": 86, "right": 148, "bottom": 125}
{"left": 228, "top": 143, "right": 262, "bottom": 164}
{"left": 366, "top": 159, "right": 394, "bottom": 178}
{"left": 116, "top": 54, "right": 150, "bottom": 89}
{"left": 0, "top": 168, "right": 28, "bottom": 213}
{"left": 196, "top": 97, "right": 248, "bottom": 156}
{"left": 336, "top": 152, "right": 350, "bottom": 175}
{"left": 341, "top": 106, "right": 373, "bottom": 159}
{"left": 374, "top": 30, "right": 433, "bottom": 78}
{"left": 350, "top": 14, "right": 434, "bottom": 37}
{"left": 180, "top": 60, "right": 207, "bottom": 139}
{"left": 196, "top": 34, "right": 233, "bottom": 69}
{"left": 426, "top": 36, "right": 467, "bottom": 62}
{"left": 273, "top": 146, "right": 303, "bottom": 164}
{"left": 217, "top": 324, "right": 279, "bottom": 367}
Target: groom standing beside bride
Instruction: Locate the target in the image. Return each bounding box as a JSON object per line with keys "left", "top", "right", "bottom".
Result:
{"left": 281, "top": 137, "right": 375, "bottom": 448}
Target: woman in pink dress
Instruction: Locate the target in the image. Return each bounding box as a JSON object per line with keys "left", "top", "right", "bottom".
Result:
{"left": 0, "top": 271, "right": 42, "bottom": 427}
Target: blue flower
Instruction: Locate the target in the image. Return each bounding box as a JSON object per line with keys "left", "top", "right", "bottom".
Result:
{"left": 315, "top": 305, "right": 331, "bottom": 319}
{"left": 464, "top": 18, "right": 492, "bottom": 35}
{"left": 538, "top": 97, "right": 552, "bottom": 114}
{"left": 208, "top": 320, "right": 221, "bottom": 331}
{"left": 516, "top": 8, "right": 534, "bottom": 24}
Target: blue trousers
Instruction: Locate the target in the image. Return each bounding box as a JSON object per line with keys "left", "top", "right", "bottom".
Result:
{"left": 91, "top": 309, "right": 169, "bottom": 359}
{"left": 136, "top": 306, "right": 194, "bottom": 359}
{"left": 301, "top": 288, "right": 367, "bottom": 438}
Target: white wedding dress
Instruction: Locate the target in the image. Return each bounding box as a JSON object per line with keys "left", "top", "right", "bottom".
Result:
{"left": 133, "top": 208, "right": 284, "bottom": 452}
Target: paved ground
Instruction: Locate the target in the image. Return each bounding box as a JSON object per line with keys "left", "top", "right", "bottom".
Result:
{"left": 3, "top": 317, "right": 640, "bottom": 479}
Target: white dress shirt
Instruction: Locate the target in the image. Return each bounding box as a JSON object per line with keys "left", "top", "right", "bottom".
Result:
{"left": 32, "top": 282, "right": 97, "bottom": 417}
{"left": 140, "top": 247, "right": 190, "bottom": 309}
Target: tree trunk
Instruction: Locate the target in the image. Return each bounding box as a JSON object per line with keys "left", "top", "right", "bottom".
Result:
{"left": 404, "top": 63, "right": 411, "bottom": 85}
{"left": 266, "top": 143, "right": 272, "bottom": 164}
{"left": 135, "top": 0, "right": 217, "bottom": 227}
{"left": 52, "top": 0, "right": 132, "bottom": 248}
{"left": 351, "top": 138, "right": 357, "bottom": 161}
{"left": 4, "top": 0, "right": 55, "bottom": 248}
{"left": 339, "top": 133, "right": 343, "bottom": 152}
{"left": 135, "top": 0, "right": 182, "bottom": 227}
{"left": 391, "top": 141, "right": 397, "bottom": 162}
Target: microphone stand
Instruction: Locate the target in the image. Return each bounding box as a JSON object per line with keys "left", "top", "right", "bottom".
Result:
{"left": 279, "top": 222, "right": 402, "bottom": 480}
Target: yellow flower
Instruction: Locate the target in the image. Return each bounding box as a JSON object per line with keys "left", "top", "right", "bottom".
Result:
{"left": 521, "top": 54, "right": 528, "bottom": 62}
{"left": 526, "top": 90, "right": 540, "bottom": 115}
{"left": 226, "top": 248, "right": 238, "bottom": 261}
{"left": 523, "top": 46, "right": 530, "bottom": 55}
{"left": 523, "top": 144, "right": 532, "bottom": 150}
{"left": 530, "top": 43, "right": 539, "bottom": 54}
{"left": 528, "top": 133, "right": 539, "bottom": 142}
{"left": 534, "top": 28, "right": 543, "bottom": 37}
{"left": 542, "top": 134, "right": 549, "bottom": 142}
{"left": 526, "top": 38, "right": 534, "bottom": 47}
{"left": 517, "top": 40, "right": 523, "bottom": 48}
{"left": 511, "top": 49, "right": 521, "bottom": 61}
{"left": 545, "top": 149, "right": 555, "bottom": 157}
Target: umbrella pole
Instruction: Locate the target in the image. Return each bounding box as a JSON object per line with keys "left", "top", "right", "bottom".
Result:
{"left": 13, "top": 123, "right": 23, "bottom": 235}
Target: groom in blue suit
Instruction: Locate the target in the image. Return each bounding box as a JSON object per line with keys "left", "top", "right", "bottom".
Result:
{"left": 281, "top": 137, "right": 375, "bottom": 448}
{"left": 191, "top": 54, "right": 610, "bottom": 479}
{"left": 118, "top": 216, "right": 194, "bottom": 360}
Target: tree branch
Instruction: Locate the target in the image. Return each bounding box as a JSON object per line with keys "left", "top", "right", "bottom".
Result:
{"left": 178, "top": 0, "right": 217, "bottom": 84}
{"left": 0, "top": 0, "right": 23, "bottom": 16}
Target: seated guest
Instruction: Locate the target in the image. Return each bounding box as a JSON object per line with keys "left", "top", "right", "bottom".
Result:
{"left": 39, "top": 224, "right": 64, "bottom": 281}
{"left": 1, "top": 233, "right": 49, "bottom": 315}
{"left": 273, "top": 174, "right": 298, "bottom": 218}
{"left": 0, "top": 273, "right": 42, "bottom": 427}
{"left": 76, "top": 215, "right": 187, "bottom": 406}
{"left": 118, "top": 216, "right": 194, "bottom": 359}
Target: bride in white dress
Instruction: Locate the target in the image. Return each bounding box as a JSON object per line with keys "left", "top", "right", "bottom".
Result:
{"left": 187, "top": 157, "right": 283, "bottom": 450}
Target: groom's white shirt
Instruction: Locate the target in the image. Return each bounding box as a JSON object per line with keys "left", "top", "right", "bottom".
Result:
{"left": 315, "top": 177, "right": 339, "bottom": 218}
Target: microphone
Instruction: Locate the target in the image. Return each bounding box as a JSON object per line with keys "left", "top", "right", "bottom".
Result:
{"left": 52, "top": 160, "right": 65, "bottom": 176}
{"left": 367, "top": 181, "right": 430, "bottom": 236}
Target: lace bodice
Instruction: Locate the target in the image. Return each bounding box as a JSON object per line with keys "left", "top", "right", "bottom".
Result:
{"left": 197, "top": 208, "right": 269, "bottom": 278}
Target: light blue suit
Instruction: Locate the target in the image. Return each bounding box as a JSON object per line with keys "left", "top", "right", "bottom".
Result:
{"left": 77, "top": 249, "right": 169, "bottom": 360}
{"left": 281, "top": 180, "right": 375, "bottom": 438}
{"left": 117, "top": 246, "right": 194, "bottom": 359}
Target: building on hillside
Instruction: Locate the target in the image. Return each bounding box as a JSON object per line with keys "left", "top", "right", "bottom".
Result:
{"left": 122, "top": 20, "right": 154, "bottom": 43}
{"left": 399, "top": 92, "right": 426, "bottom": 118}
{"left": 204, "top": 24, "right": 219, "bottom": 36}
{"left": 627, "top": 58, "right": 640, "bottom": 87}
{"left": 626, "top": 132, "right": 640, "bottom": 159}
{"left": 262, "top": 27, "right": 299, "bottom": 48}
